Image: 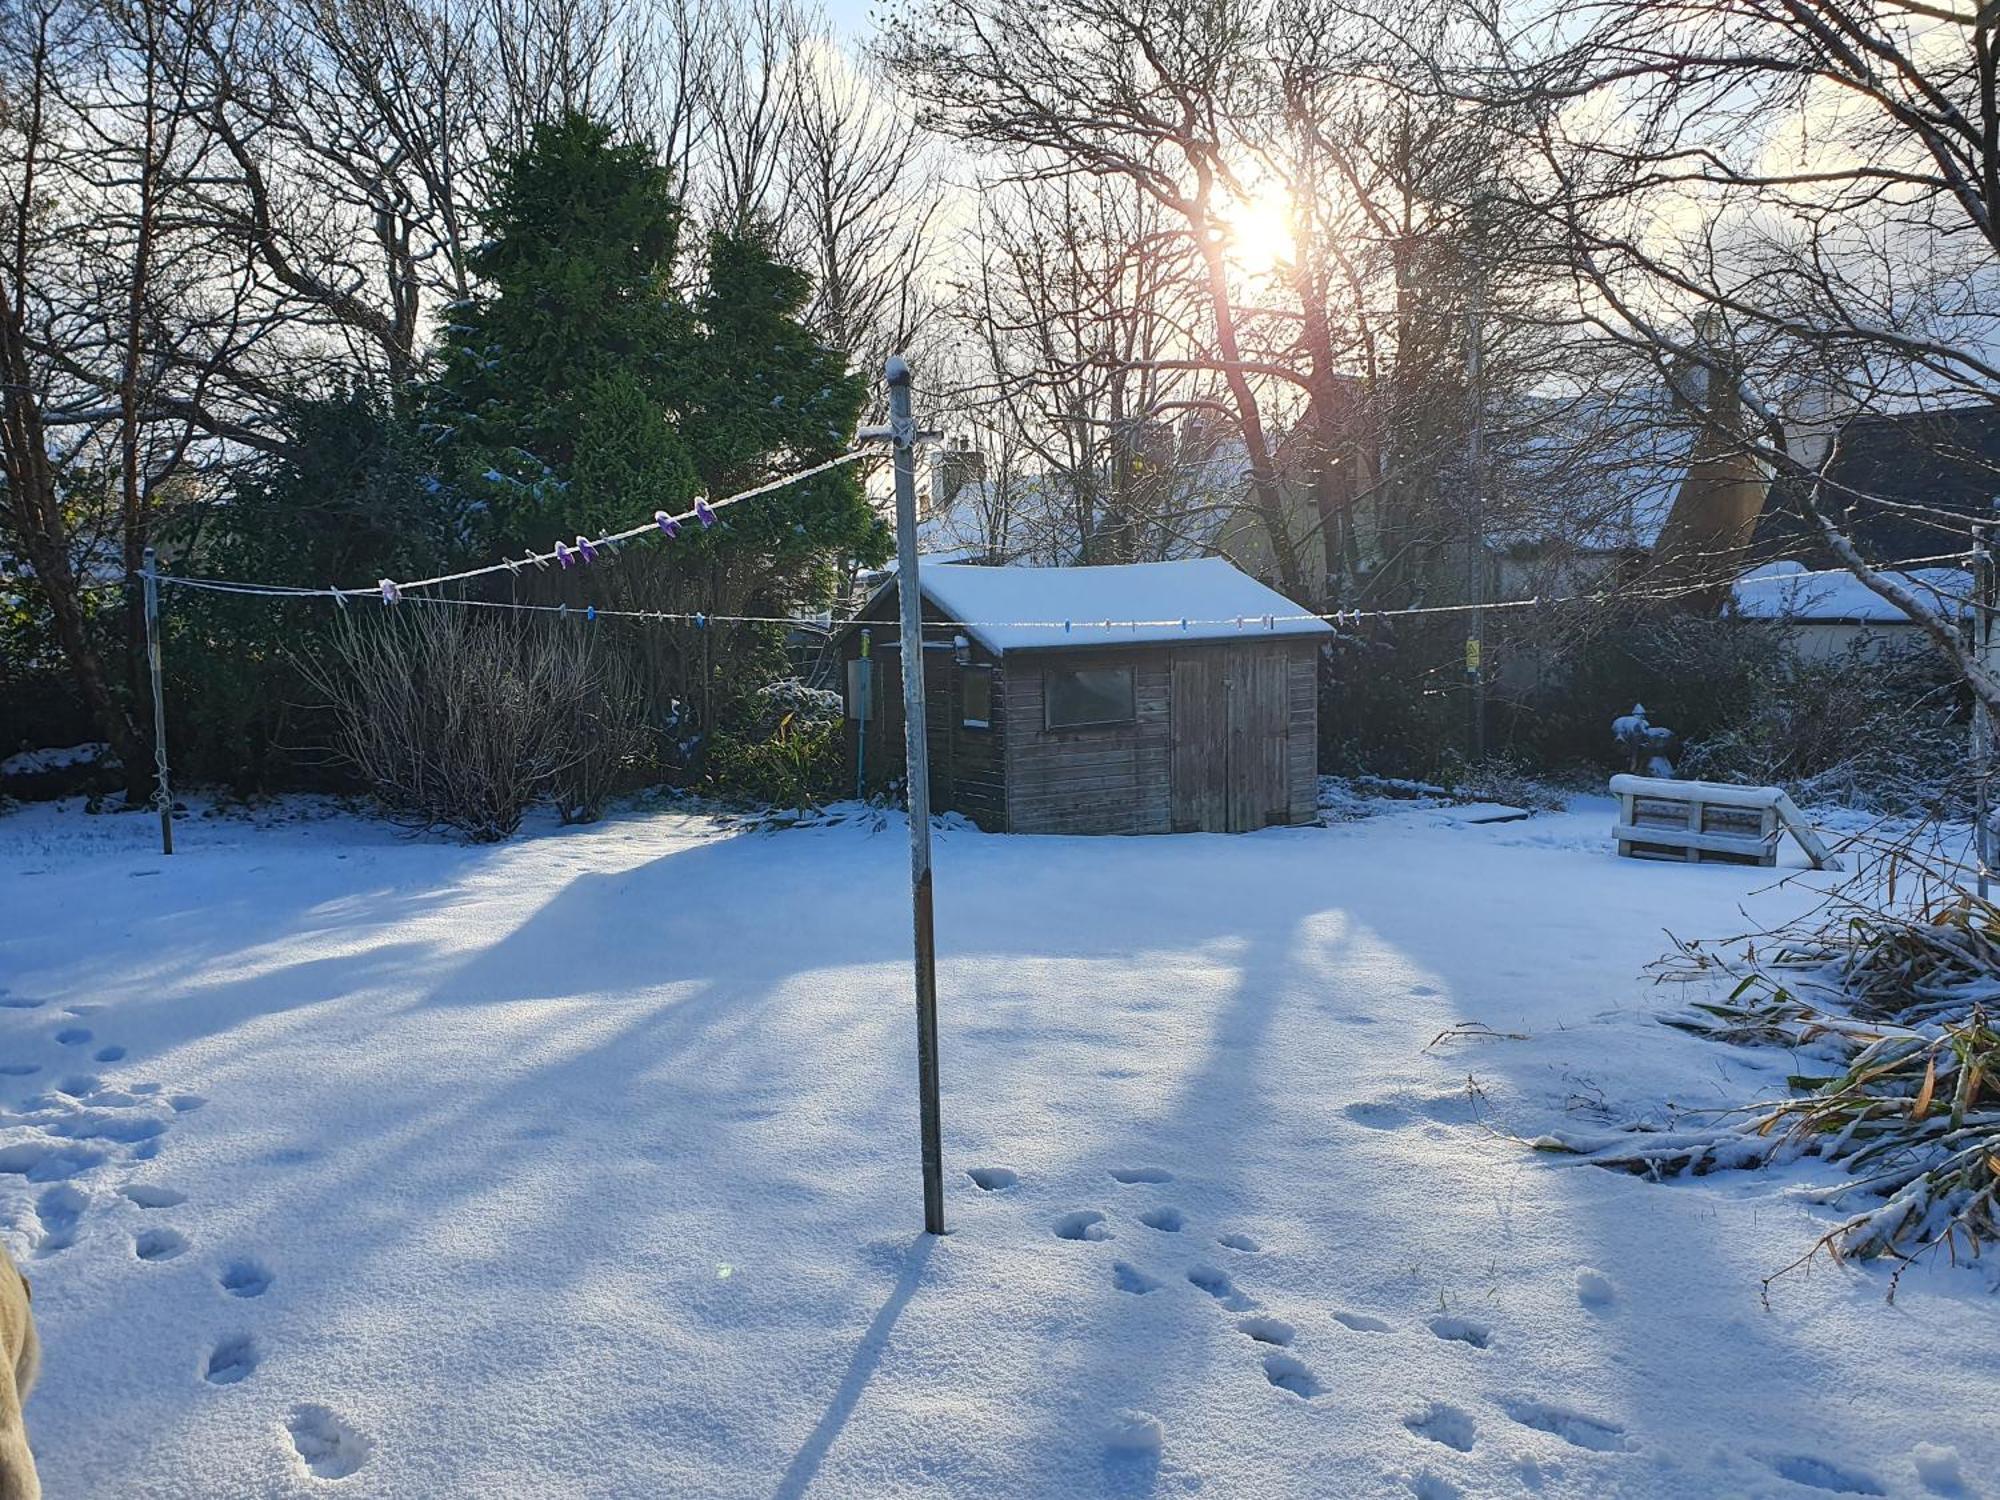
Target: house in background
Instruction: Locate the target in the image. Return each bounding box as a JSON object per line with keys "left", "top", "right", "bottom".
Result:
{"left": 1751, "top": 405, "right": 2000, "bottom": 568}
{"left": 1719, "top": 405, "right": 1994, "bottom": 658}
{"left": 839, "top": 558, "right": 1331, "bottom": 835}
{"left": 1731, "top": 560, "right": 1972, "bottom": 660}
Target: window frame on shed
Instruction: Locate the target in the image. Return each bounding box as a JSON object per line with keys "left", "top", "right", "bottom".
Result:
{"left": 960, "top": 663, "right": 994, "bottom": 729}
{"left": 1043, "top": 663, "right": 1137, "bottom": 730}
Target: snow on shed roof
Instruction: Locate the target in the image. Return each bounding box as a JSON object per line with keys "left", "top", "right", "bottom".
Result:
{"left": 899, "top": 558, "right": 1333, "bottom": 654}
{"left": 1731, "top": 560, "right": 1972, "bottom": 624}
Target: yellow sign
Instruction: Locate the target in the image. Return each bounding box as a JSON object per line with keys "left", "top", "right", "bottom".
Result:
{"left": 1465, "top": 637, "right": 1482, "bottom": 672}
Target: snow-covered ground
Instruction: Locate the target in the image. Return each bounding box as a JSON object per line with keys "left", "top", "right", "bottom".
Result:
{"left": 0, "top": 795, "right": 1993, "bottom": 1499}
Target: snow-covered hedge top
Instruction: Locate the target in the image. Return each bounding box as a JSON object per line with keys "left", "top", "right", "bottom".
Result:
{"left": 1731, "top": 560, "right": 1971, "bottom": 624}
{"left": 910, "top": 558, "right": 1333, "bottom": 654}
{"left": 1, "top": 742, "right": 108, "bottom": 777}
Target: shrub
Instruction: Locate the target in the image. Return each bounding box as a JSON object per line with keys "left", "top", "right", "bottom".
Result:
{"left": 303, "top": 607, "right": 646, "bottom": 840}
{"left": 704, "top": 713, "right": 843, "bottom": 810}
{"left": 1677, "top": 640, "right": 1965, "bottom": 816}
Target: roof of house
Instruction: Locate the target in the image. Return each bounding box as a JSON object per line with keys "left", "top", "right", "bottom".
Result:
{"left": 1753, "top": 405, "right": 2000, "bottom": 566}
{"left": 1730, "top": 559, "right": 1972, "bottom": 624}
{"left": 867, "top": 557, "right": 1334, "bottom": 655}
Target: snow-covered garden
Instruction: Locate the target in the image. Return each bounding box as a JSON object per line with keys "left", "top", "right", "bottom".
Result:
{"left": 2, "top": 793, "right": 1992, "bottom": 1498}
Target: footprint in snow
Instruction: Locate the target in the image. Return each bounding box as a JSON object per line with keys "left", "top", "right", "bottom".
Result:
{"left": 1112, "top": 1261, "right": 1161, "bottom": 1295}
{"left": 1236, "top": 1315, "right": 1293, "bottom": 1347}
{"left": 1217, "top": 1232, "right": 1260, "bottom": 1253}
{"left": 1408, "top": 1474, "right": 1463, "bottom": 1500}
{"left": 135, "top": 1226, "right": 190, "bottom": 1262}
{"left": 1497, "top": 1397, "right": 1633, "bottom": 1453}
{"left": 287, "top": 1404, "right": 374, "bottom": 1479}
{"left": 53, "top": 1028, "right": 91, "bottom": 1047}
{"left": 33, "top": 1185, "right": 87, "bottom": 1256}
{"left": 50, "top": 1111, "right": 164, "bottom": 1144}
{"left": 1053, "top": 1210, "right": 1109, "bottom": 1242}
{"left": 1260, "top": 1352, "right": 1324, "bottom": 1398}
{"left": 1426, "top": 1315, "right": 1490, "bottom": 1349}
{"left": 204, "top": 1334, "right": 258, "bottom": 1385}
{"left": 1403, "top": 1401, "right": 1477, "bottom": 1453}
{"left": 1759, "top": 1454, "right": 1886, "bottom": 1495}
{"left": 220, "top": 1258, "right": 274, "bottom": 1298}
{"left": 0, "top": 1065, "right": 38, "bottom": 1078}
{"left": 0, "top": 997, "right": 46, "bottom": 1010}
{"left": 1137, "top": 1206, "right": 1183, "bottom": 1232}
{"left": 0, "top": 1139, "right": 107, "bottom": 1181}
{"left": 966, "top": 1166, "right": 1018, "bottom": 1191}
{"left": 1108, "top": 1167, "right": 1172, "bottom": 1185}
{"left": 1333, "top": 1310, "right": 1393, "bottom": 1333}
{"left": 122, "top": 1184, "right": 187, "bottom": 1209}
{"left": 93, "top": 1045, "right": 126, "bottom": 1063}
{"left": 1576, "top": 1268, "right": 1616, "bottom": 1310}
{"left": 1186, "top": 1264, "right": 1253, "bottom": 1310}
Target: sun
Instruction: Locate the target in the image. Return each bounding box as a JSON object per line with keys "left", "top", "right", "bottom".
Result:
{"left": 1227, "top": 186, "right": 1295, "bottom": 275}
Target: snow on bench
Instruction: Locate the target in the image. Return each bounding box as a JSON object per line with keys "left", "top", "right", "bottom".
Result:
{"left": 1609, "top": 774, "right": 1843, "bottom": 871}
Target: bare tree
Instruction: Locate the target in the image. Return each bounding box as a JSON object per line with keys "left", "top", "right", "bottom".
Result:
{"left": 1475, "top": 0, "right": 2000, "bottom": 711}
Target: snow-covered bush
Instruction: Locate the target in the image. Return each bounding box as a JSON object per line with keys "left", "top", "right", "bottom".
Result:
{"left": 750, "top": 677, "right": 843, "bottom": 729}
{"left": 704, "top": 713, "right": 841, "bottom": 811}
{"left": 1677, "top": 641, "right": 1965, "bottom": 816}
{"left": 1547, "top": 858, "right": 2000, "bottom": 1289}
{"left": 305, "top": 608, "right": 647, "bottom": 840}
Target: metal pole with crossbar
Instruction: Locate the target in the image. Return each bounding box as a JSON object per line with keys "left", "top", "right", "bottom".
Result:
{"left": 885, "top": 356, "right": 946, "bottom": 1235}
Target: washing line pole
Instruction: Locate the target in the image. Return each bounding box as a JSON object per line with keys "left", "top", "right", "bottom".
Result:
{"left": 1975, "top": 514, "right": 1995, "bottom": 901}
{"left": 886, "top": 355, "right": 945, "bottom": 1236}
{"left": 141, "top": 547, "right": 174, "bottom": 856}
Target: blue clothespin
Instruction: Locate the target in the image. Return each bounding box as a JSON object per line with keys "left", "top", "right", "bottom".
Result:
{"left": 379, "top": 579, "right": 400, "bottom": 604}
{"left": 586, "top": 605, "right": 597, "bottom": 623}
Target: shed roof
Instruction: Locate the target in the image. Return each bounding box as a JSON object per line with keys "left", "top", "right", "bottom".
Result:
{"left": 872, "top": 558, "right": 1333, "bottom": 655}
{"left": 1731, "top": 560, "right": 1971, "bottom": 624}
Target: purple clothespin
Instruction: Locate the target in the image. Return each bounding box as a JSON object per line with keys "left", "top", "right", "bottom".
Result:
{"left": 656, "top": 511, "right": 681, "bottom": 538}
{"left": 576, "top": 536, "right": 598, "bottom": 564}
{"left": 694, "top": 499, "right": 716, "bottom": 528}
{"left": 555, "top": 542, "right": 574, "bottom": 569}
{"left": 379, "top": 579, "right": 400, "bottom": 605}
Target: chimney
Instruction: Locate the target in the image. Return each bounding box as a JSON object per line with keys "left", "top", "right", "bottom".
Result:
{"left": 930, "top": 436, "right": 987, "bottom": 514}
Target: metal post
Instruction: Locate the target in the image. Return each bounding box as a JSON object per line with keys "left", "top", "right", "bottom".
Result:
{"left": 888, "top": 355, "right": 945, "bottom": 1236}
{"left": 141, "top": 547, "right": 173, "bottom": 855}
{"left": 856, "top": 629, "right": 871, "bottom": 800}
{"left": 1975, "top": 518, "right": 1995, "bottom": 900}
{"left": 1464, "top": 300, "right": 1487, "bottom": 765}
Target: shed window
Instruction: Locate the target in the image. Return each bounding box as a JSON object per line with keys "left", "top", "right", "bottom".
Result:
{"left": 961, "top": 665, "right": 993, "bottom": 729}
{"left": 1045, "top": 665, "right": 1134, "bottom": 729}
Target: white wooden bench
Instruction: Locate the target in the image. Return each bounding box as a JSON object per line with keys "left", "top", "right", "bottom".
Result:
{"left": 1610, "top": 775, "right": 1844, "bottom": 871}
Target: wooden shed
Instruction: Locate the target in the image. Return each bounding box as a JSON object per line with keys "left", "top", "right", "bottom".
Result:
{"left": 838, "top": 559, "right": 1331, "bottom": 834}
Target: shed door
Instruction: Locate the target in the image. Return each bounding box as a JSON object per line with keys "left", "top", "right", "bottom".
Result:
{"left": 1171, "top": 646, "right": 1286, "bottom": 833}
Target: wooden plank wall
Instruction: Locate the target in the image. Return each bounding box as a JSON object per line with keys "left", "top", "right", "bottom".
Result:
{"left": 1287, "top": 641, "right": 1318, "bottom": 826}
{"left": 948, "top": 651, "right": 1007, "bottom": 830}
{"left": 1004, "top": 647, "right": 1173, "bottom": 835}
